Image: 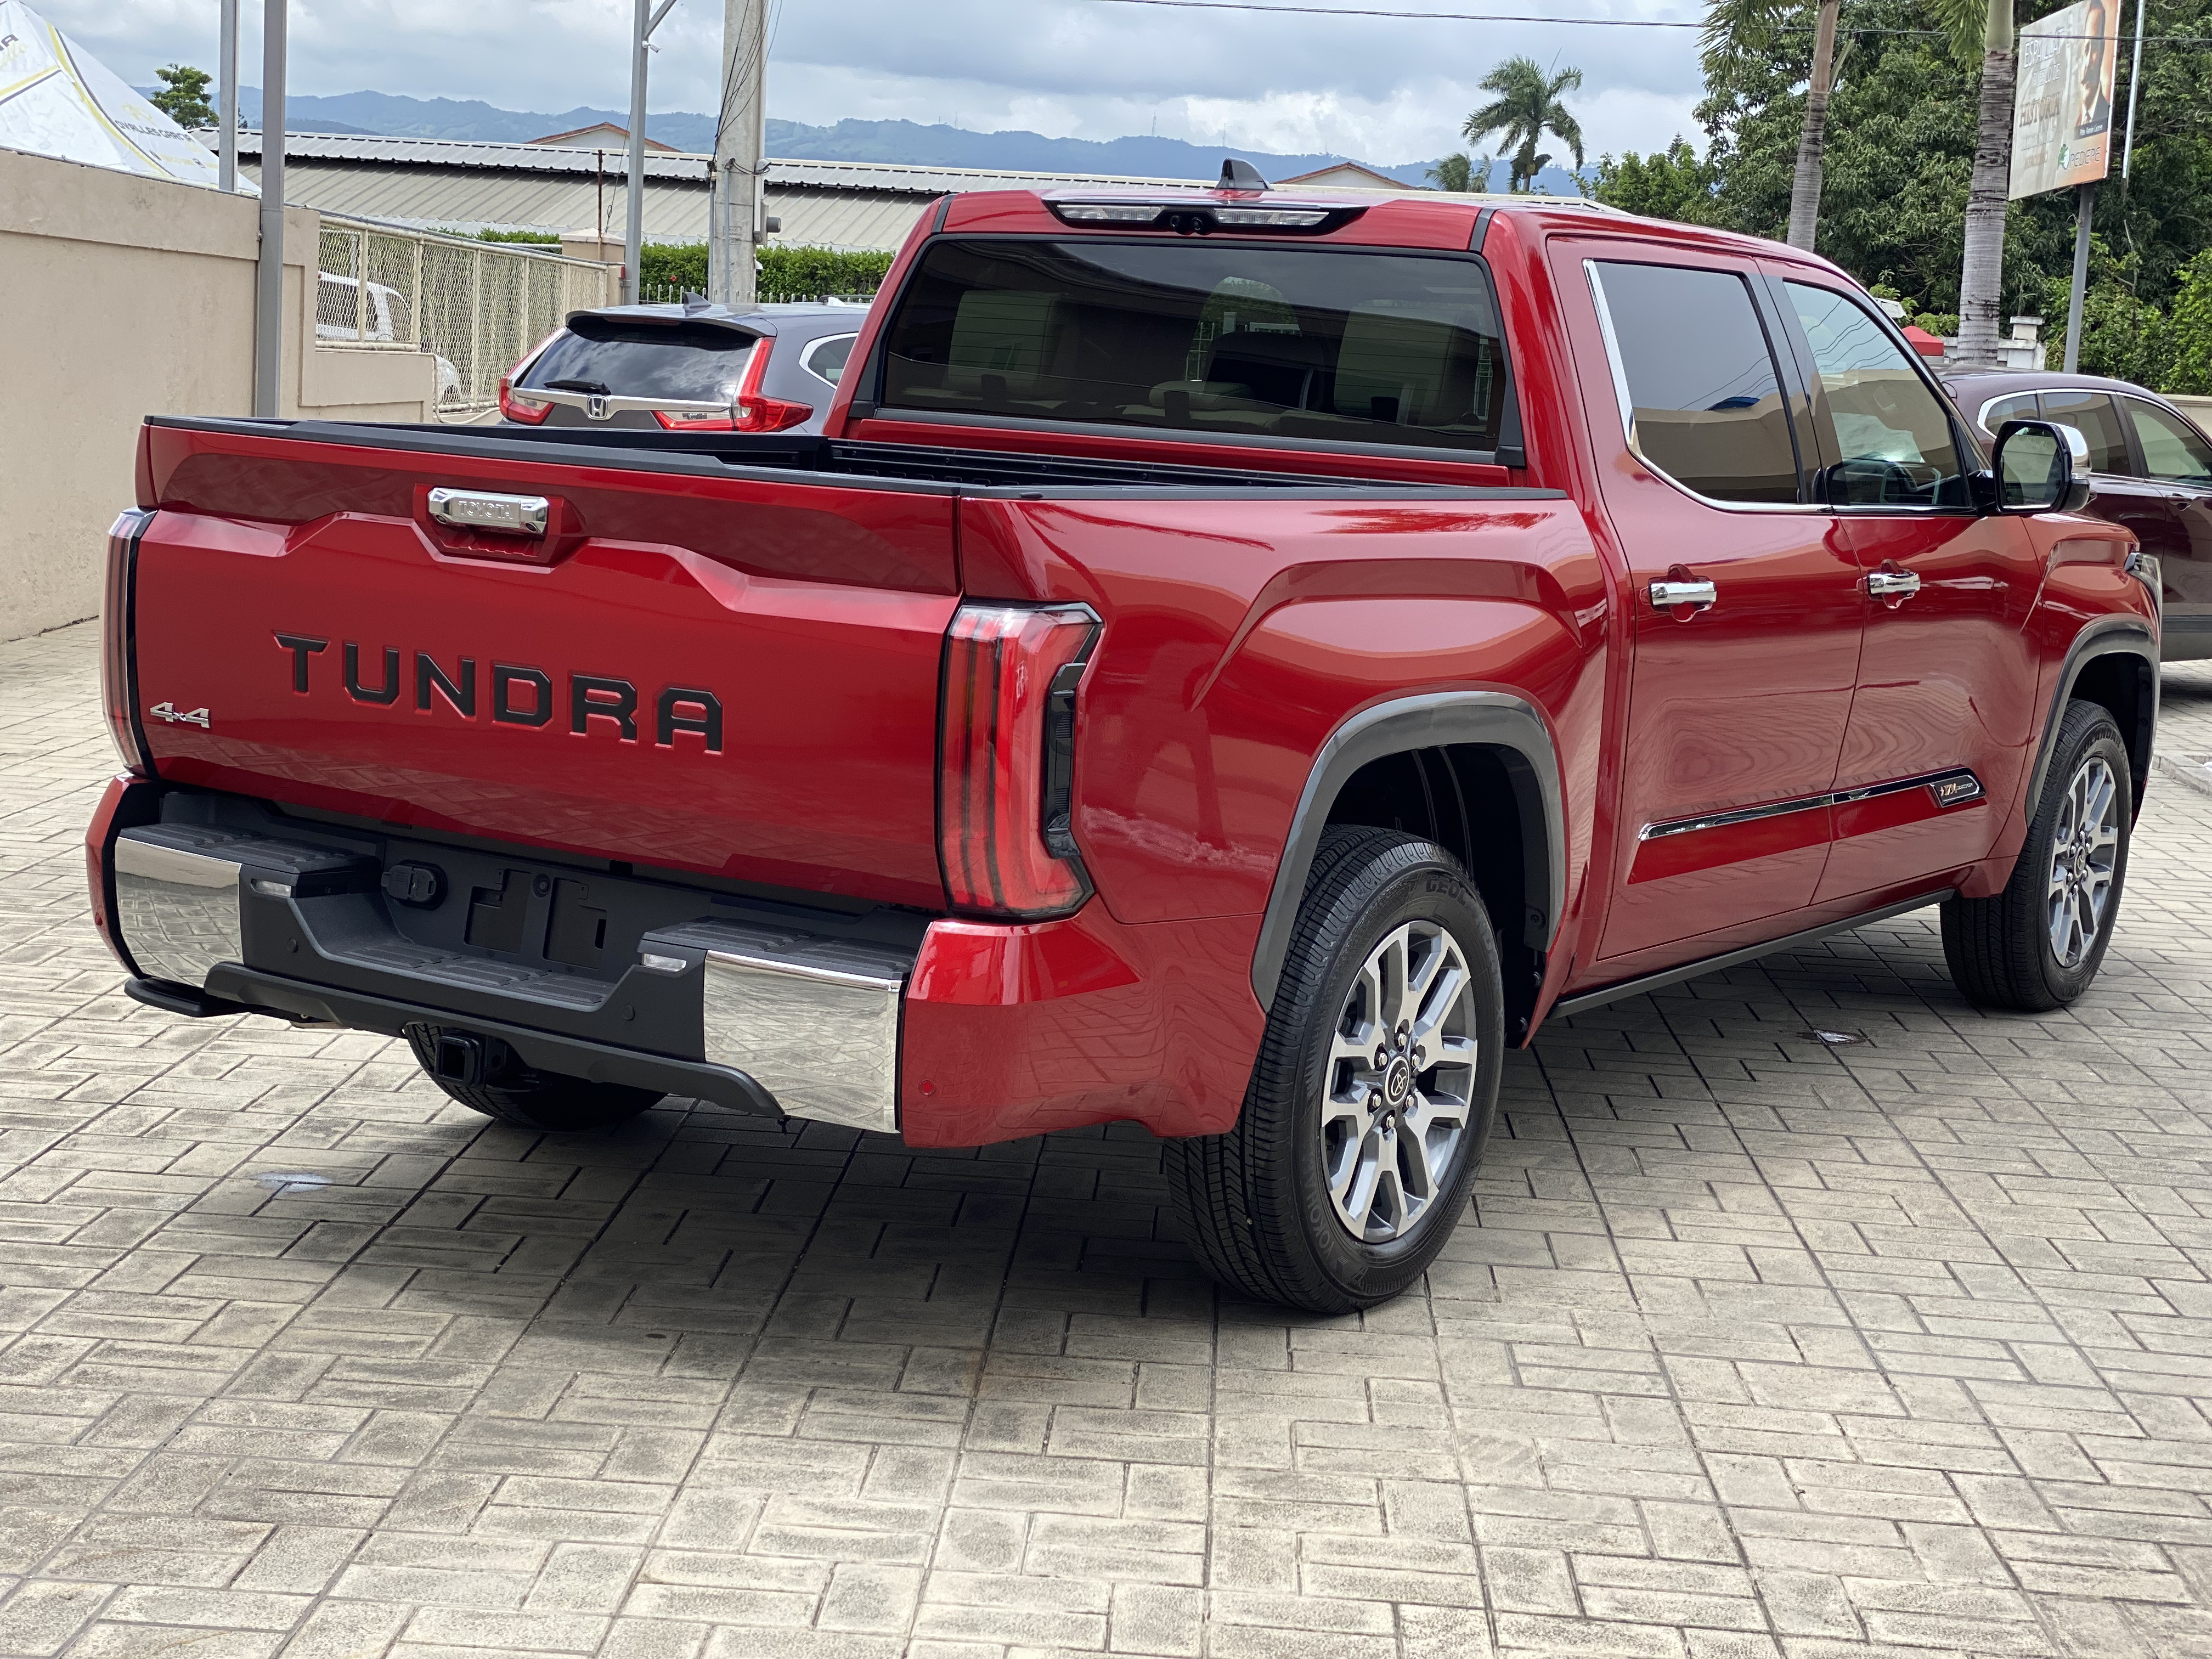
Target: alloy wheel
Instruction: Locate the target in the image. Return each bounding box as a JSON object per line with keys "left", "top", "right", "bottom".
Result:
{"left": 1319, "top": 919, "right": 1479, "bottom": 1243}
{"left": 2046, "top": 754, "right": 2120, "bottom": 969}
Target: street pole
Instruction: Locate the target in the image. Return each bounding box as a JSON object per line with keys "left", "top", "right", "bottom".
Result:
{"left": 2122, "top": 0, "right": 2146, "bottom": 179}
{"left": 2064, "top": 180, "right": 2095, "bottom": 374}
{"left": 217, "top": 0, "right": 238, "bottom": 192}
{"left": 624, "top": 0, "right": 650, "bottom": 304}
{"left": 252, "top": 0, "right": 286, "bottom": 416}
{"left": 713, "top": 0, "right": 766, "bottom": 306}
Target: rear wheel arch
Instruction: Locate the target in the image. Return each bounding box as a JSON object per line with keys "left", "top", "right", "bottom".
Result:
{"left": 1252, "top": 692, "right": 1562, "bottom": 1038}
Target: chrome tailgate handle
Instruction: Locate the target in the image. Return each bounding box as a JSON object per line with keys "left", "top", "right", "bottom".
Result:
{"left": 428, "top": 488, "right": 549, "bottom": 537}
{"left": 1649, "top": 578, "right": 1717, "bottom": 609}
{"left": 1866, "top": 568, "right": 1921, "bottom": 600}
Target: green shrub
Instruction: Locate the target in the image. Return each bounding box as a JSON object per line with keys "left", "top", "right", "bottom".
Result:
{"left": 2166, "top": 250, "right": 2212, "bottom": 395}
{"left": 757, "top": 246, "right": 893, "bottom": 296}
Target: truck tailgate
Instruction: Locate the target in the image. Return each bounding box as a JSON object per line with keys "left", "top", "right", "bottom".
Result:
{"left": 132, "top": 422, "right": 958, "bottom": 907}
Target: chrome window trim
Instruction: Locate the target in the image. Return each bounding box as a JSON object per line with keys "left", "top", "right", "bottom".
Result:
{"left": 1584, "top": 258, "right": 1819, "bottom": 517}
{"left": 1639, "top": 766, "right": 1985, "bottom": 842}
{"left": 1973, "top": 390, "right": 2045, "bottom": 441}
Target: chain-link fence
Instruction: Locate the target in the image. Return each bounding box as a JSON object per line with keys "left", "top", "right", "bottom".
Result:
{"left": 315, "top": 218, "right": 619, "bottom": 421}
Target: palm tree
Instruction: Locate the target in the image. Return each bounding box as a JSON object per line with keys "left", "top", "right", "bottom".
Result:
{"left": 1701, "top": 0, "right": 1844, "bottom": 250}
{"left": 1934, "top": 0, "right": 2017, "bottom": 366}
{"left": 1463, "top": 58, "right": 1584, "bottom": 193}
{"left": 1426, "top": 153, "right": 1476, "bottom": 192}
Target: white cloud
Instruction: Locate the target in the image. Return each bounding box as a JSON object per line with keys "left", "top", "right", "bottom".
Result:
{"left": 40, "top": 0, "right": 1708, "bottom": 162}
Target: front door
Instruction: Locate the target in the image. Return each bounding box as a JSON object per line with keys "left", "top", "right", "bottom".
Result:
{"left": 1572, "top": 255, "right": 1865, "bottom": 963}
{"left": 1770, "top": 278, "right": 2045, "bottom": 903}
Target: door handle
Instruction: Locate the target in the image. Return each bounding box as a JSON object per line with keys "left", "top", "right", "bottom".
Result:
{"left": 428, "top": 488, "right": 550, "bottom": 537}
{"left": 1649, "top": 578, "right": 1717, "bottom": 610}
{"left": 1865, "top": 568, "right": 1921, "bottom": 601}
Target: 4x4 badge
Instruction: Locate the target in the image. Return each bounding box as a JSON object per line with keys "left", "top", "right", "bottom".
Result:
{"left": 149, "top": 702, "right": 211, "bottom": 729}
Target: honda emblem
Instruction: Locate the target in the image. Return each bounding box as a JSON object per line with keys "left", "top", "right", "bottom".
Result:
{"left": 585, "top": 394, "right": 611, "bottom": 421}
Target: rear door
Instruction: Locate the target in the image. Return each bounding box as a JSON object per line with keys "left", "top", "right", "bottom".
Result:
{"left": 2117, "top": 394, "right": 2212, "bottom": 655}
{"left": 1768, "top": 277, "right": 2042, "bottom": 904}
{"left": 1570, "top": 252, "right": 1864, "bottom": 964}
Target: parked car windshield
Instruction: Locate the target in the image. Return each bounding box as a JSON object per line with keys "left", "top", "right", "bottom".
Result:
{"left": 877, "top": 239, "right": 1513, "bottom": 454}
{"left": 518, "top": 330, "right": 753, "bottom": 403}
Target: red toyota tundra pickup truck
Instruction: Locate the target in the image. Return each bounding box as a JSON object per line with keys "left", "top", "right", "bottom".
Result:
{"left": 89, "top": 182, "right": 2158, "bottom": 1312}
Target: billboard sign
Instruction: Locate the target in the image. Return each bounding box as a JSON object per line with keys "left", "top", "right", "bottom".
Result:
{"left": 2011, "top": 0, "right": 2124, "bottom": 199}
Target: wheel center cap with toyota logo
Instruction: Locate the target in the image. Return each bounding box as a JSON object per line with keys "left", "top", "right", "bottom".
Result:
{"left": 1383, "top": 1056, "right": 1413, "bottom": 1107}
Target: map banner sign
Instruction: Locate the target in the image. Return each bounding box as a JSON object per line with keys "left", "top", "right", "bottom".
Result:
{"left": 2011, "top": 0, "right": 2124, "bottom": 199}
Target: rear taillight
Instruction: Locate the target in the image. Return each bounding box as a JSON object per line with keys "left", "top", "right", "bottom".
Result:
{"left": 733, "top": 396, "right": 812, "bottom": 432}
{"left": 101, "top": 510, "right": 153, "bottom": 775}
{"left": 938, "top": 604, "right": 1101, "bottom": 919}
{"left": 498, "top": 375, "right": 554, "bottom": 424}
{"left": 724, "top": 335, "right": 813, "bottom": 433}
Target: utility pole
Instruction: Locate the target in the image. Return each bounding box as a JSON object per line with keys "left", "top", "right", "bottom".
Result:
{"left": 624, "top": 0, "right": 680, "bottom": 304}
{"left": 218, "top": 0, "right": 238, "bottom": 192}
{"left": 712, "top": 0, "right": 767, "bottom": 306}
{"left": 253, "top": 0, "right": 286, "bottom": 416}
{"left": 2122, "top": 0, "right": 2146, "bottom": 179}
{"left": 2064, "top": 182, "right": 2095, "bottom": 374}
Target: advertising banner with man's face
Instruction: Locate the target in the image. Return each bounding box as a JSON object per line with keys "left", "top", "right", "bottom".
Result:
{"left": 2011, "top": 0, "right": 2124, "bottom": 199}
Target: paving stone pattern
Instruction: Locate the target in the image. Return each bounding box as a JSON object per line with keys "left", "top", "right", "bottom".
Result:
{"left": 5, "top": 618, "right": 2212, "bottom": 1659}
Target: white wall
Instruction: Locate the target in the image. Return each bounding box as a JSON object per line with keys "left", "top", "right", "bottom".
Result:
{"left": 0, "top": 146, "right": 437, "bottom": 641}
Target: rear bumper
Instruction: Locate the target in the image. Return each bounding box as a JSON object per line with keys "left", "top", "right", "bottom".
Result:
{"left": 88, "top": 777, "right": 1267, "bottom": 1146}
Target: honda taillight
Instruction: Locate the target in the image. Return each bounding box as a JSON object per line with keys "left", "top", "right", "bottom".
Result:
{"left": 101, "top": 510, "right": 153, "bottom": 775}
{"left": 938, "top": 604, "right": 1101, "bottom": 919}
{"left": 724, "top": 335, "right": 812, "bottom": 433}
{"left": 733, "top": 396, "right": 813, "bottom": 432}
{"left": 498, "top": 375, "right": 554, "bottom": 424}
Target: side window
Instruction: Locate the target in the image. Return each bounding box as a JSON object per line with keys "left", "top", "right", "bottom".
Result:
{"left": 1589, "top": 262, "right": 1802, "bottom": 505}
{"left": 2126, "top": 399, "right": 2212, "bottom": 484}
{"left": 1980, "top": 391, "right": 2041, "bottom": 439}
{"left": 2038, "top": 388, "right": 2131, "bottom": 475}
{"left": 802, "top": 332, "right": 858, "bottom": 389}
{"left": 1784, "top": 281, "right": 1966, "bottom": 506}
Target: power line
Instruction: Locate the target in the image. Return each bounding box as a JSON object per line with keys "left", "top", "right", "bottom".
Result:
{"left": 882, "top": 0, "right": 2212, "bottom": 45}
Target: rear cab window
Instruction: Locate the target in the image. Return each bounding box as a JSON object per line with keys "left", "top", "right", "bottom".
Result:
{"left": 871, "top": 240, "right": 1516, "bottom": 458}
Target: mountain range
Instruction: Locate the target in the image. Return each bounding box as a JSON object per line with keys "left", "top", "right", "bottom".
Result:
{"left": 215, "top": 88, "right": 1591, "bottom": 195}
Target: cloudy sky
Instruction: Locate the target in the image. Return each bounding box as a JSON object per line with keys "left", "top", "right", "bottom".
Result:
{"left": 42, "top": 0, "right": 1709, "bottom": 166}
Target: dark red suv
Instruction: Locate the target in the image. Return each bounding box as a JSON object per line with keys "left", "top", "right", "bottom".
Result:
{"left": 1944, "top": 369, "right": 2210, "bottom": 659}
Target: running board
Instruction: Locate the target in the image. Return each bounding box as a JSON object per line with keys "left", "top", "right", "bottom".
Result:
{"left": 1548, "top": 890, "right": 1956, "bottom": 1020}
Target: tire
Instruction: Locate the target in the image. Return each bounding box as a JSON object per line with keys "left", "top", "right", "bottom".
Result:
{"left": 1165, "top": 826, "right": 1505, "bottom": 1312}
{"left": 403, "top": 1024, "right": 663, "bottom": 1131}
{"left": 1941, "top": 699, "right": 2132, "bottom": 1013}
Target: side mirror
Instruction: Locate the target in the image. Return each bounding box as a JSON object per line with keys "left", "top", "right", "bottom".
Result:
{"left": 1991, "top": 418, "right": 2092, "bottom": 513}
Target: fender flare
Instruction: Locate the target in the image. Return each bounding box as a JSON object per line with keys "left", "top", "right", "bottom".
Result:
{"left": 1250, "top": 691, "right": 1565, "bottom": 1010}
{"left": 2023, "top": 617, "right": 2158, "bottom": 818}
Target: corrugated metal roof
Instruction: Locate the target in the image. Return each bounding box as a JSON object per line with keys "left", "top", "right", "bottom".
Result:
{"left": 231, "top": 131, "right": 1217, "bottom": 194}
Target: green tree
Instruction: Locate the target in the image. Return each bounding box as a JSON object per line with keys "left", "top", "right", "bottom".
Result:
{"left": 1585, "top": 138, "right": 1721, "bottom": 223}
{"left": 1701, "top": 0, "right": 1843, "bottom": 249}
{"left": 149, "top": 64, "right": 215, "bottom": 129}
{"left": 1463, "top": 57, "right": 1585, "bottom": 192}
{"left": 2169, "top": 250, "right": 2212, "bottom": 394}
{"left": 1425, "top": 153, "right": 1479, "bottom": 192}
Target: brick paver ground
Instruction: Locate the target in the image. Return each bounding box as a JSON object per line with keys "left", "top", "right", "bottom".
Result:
{"left": 4, "top": 617, "right": 2211, "bottom": 1659}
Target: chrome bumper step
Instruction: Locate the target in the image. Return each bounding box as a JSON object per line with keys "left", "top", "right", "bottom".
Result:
{"left": 110, "top": 821, "right": 916, "bottom": 1134}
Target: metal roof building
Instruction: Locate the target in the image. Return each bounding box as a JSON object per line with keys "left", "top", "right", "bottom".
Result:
{"left": 233, "top": 133, "right": 1214, "bottom": 251}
